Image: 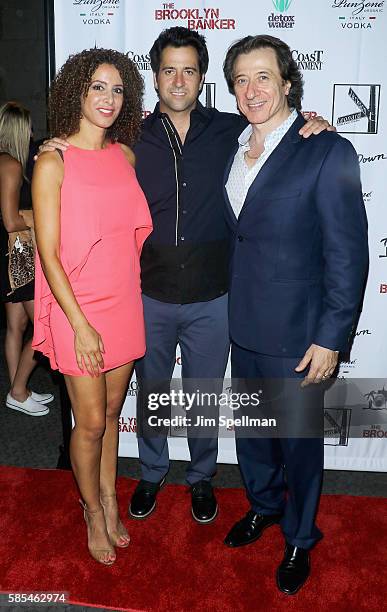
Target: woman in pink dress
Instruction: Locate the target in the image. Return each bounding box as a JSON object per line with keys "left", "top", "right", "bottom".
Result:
{"left": 32, "top": 49, "right": 152, "bottom": 565}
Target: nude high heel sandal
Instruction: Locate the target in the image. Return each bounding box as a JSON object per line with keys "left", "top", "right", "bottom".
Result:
{"left": 79, "top": 500, "right": 116, "bottom": 565}
{"left": 100, "top": 493, "right": 130, "bottom": 548}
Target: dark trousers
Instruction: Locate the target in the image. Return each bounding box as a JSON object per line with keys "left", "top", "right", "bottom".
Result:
{"left": 135, "top": 294, "right": 230, "bottom": 485}
{"left": 231, "top": 342, "right": 324, "bottom": 549}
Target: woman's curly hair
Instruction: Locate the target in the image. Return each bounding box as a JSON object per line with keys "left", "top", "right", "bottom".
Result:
{"left": 49, "top": 48, "right": 144, "bottom": 146}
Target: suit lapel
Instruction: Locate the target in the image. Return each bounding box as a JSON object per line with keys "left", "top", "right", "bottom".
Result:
{"left": 239, "top": 113, "right": 305, "bottom": 220}
{"left": 223, "top": 144, "right": 239, "bottom": 228}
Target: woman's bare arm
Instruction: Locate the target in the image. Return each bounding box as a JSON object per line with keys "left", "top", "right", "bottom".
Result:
{"left": 0, "top": 155, "right": 29, "bottom": 232}
{"left": 119, "top": 143, "right": 136, "bottom": 167}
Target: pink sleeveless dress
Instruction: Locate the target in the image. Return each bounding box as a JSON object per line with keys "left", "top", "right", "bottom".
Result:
{"left": 32, "top": 142, "right": 152, "bottom": 376}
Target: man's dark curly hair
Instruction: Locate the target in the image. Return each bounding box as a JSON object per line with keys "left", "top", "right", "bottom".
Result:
{"left": 150, "top": 26, "right": 209, "bottom": 76}
{"left": 49, "top": 48, "right": 144, "bottom": 146}
{"left": 223, "top": 35, "right": 304, "bottom": 111}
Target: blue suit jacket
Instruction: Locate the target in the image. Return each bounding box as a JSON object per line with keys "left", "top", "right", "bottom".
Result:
{"left": 224, "top": 113, "right": 368, "bottom": 358}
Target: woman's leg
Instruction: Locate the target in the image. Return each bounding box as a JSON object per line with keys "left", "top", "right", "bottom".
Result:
{"left": 65, "top": 373, "right": 115, "bottom": 565}
{"left": 4, "top": 301, "right": 29, "bottom": 387}
{"left": 100, "top": 361, "right": 134, "bottom": 546}
{"left": 8, "top": 300, "right": 37, "bottom": 401}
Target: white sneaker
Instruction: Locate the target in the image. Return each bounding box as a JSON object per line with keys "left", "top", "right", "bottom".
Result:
{"left": 6, "top": 393, "right": 50, "bottom": 416}
{"left": 30, "top": 391, "right": 54, "bottom": 404}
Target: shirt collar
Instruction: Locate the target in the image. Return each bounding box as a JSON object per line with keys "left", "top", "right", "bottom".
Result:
{"left": 238, "top": 108, "right": 298, "bottom": 148}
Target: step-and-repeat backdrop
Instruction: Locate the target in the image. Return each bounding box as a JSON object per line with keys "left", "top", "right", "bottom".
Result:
{"left": 53, "top": 0, "right": 387, "bottom": 471}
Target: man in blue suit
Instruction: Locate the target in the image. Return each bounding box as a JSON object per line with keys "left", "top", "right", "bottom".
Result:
{"left": 222, "top": 35, "right": 368, "bottom": 595}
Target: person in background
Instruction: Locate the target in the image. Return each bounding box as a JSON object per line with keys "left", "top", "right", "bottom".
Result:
{"left": 0, "top": 102, "right": 53, "bottom": 416}
{"left": 32, "top": 48, "right": 152, "bottom": 565}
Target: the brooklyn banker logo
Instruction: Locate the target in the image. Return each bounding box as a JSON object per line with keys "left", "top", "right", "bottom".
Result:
{"left": 268, "top": 0, "right": 296, "bottom": 29}
{"left": 154, "top": 3, "right": 236, "bottom": 30}
{"left": 73, "top": 0, "right": 120, "bottom": 25}
{"left": 332, "top": 84, "right": 380, "bottom": 134}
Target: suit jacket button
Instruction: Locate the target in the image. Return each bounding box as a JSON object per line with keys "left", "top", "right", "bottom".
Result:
{"left": 237, "top": 235, "right": 244, "bottom": 242}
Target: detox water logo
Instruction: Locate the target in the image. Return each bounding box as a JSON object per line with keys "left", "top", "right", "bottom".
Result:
{"left": 273, "top": 0, "right": 293, "bottom": 10}
{"left": 268, "top": 0, "right": 296, "bottom": 28}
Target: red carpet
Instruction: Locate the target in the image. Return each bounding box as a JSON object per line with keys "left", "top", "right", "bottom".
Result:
{"left": 0, "top": 466, "right": 385, "bottom": 611}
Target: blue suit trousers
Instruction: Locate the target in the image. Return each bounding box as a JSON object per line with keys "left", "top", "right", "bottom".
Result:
{"left": 231, "top": 342, "right": 324, "bottom": 549}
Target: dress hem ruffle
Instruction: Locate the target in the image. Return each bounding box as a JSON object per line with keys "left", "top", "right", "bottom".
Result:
{"left": 32, "top": 236, "right": 102, "bottom": 369}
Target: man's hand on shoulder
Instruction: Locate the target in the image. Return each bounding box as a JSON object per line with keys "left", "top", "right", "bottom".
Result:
{"left": 295, "top": 343, "right": 338, "bottom": 387}
{"left": 33, "top": 149, "right": 64, "bottom": 190}
{"left": 299, "top": 115, "right": 336, "bottom": 139}
{"left": 34, "top": 137, "right": 69, "bottom": 160}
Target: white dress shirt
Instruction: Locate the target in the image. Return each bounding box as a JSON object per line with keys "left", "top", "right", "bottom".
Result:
{"left": 226, "top": 109, "right": 298, "bottom": 219}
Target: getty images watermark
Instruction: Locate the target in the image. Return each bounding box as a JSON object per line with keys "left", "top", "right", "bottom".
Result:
{"left": 146, "top": 389, "right": 277, "bottom": 429}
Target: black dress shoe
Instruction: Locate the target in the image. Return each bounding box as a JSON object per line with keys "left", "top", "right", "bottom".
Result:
{"left": 191, "top": 480, "right": 218, "bottom": 523}
{"left": 129, "top": 477, "right": 165, "bottom": 519}
{"left": 276, "top": 543, "right": 310, "bottom": 595}
{"left": 224, "top": 510, "right": 282, "bottom": 547}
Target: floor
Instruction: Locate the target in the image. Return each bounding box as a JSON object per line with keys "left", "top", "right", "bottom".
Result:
{"left": 1, "top": 332, "right": 386, "bottom": 612}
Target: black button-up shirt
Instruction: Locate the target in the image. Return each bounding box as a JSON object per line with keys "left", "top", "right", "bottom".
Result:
{"left": 134, "top": 102, "right": 246, "bottom": 304}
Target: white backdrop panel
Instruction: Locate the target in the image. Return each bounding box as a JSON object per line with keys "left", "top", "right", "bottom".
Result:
{"left": 53, "top": 0, "right": 387, "bottom": 471}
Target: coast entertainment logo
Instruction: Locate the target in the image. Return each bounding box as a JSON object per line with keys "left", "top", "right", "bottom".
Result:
{"left": 154, "top": 3, "right": 236, "bottom": 30}
{"left": 332, "top": 0, "right": 384, "bottom": 29}
{"left": 332, "top": 84, "right": 380, "bottom": 133}
{"left": 126, "top": 380, "right": 138, "bottom": 397}
{"left": 199, "top": 83, "right": 216, "bottom": 108}
{"left": 268, "top": 0, "right": 296, "bottom": 29}
{"left": 128, "top": 51, "right": 151, "bottom": 72}
{"left": 73, "top": 0, "right": 120, "bottom": 24}
{"left": 292, "top": 49, "right": 323, "bottom": 70}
